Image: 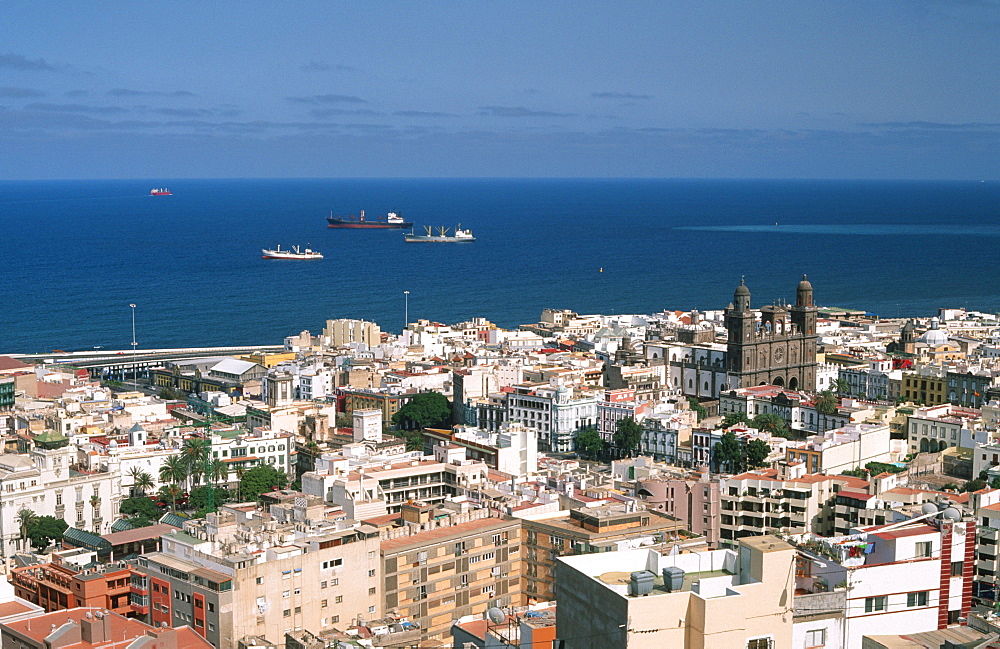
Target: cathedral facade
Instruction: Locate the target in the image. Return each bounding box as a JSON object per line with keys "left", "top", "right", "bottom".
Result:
{"left": 723, "top": 276, "right": 819, "bottom": 391}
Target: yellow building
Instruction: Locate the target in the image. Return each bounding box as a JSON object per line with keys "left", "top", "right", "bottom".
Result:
{"left": 901, "top": 372, "right": 947, "bottom": 405}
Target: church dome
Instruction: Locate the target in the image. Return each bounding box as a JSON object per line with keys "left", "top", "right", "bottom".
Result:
{"left": 919, "top": 317, "right": 949, "bottom": 346}
{"left": 734, "top": 279, "right": 750, "bottom": 296}
{"left": 797, "top": 275, "right": 813, "bottom": 293}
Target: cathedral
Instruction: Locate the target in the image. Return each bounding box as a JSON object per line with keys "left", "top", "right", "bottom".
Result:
{"left": 723, "top": 275, "right": 819, "bottom": 391}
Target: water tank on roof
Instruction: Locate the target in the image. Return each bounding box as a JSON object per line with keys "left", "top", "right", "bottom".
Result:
{"left": 629, "top": 570, "right": 655, "bottom": 596}
{"left": 663, "top": 566, "right": 686, "bottom": 593}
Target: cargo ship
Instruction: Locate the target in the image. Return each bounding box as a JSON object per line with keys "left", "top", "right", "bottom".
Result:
{"left": 261, "top": 245, "right": 323, "bottom": 260}
{"left": 150, "top": 188, "right": 172, "bottom": 196}
{"left": 404, "top": 225, "right": 476, "bottom": 243}
{"left": 327, "top": 210, "right": 412, "bottom": 229}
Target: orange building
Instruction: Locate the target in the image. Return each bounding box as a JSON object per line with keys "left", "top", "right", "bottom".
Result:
{"left": 10, "top": 549, "right": 134, "bottom": 617}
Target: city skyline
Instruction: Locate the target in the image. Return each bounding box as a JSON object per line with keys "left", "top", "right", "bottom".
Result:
{"left": 2, "top": 1, "right": 997, "bottom": 180}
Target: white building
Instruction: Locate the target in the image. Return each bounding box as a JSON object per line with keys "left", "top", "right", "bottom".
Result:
{"left": 0, "top": 437, "right": 124, "bottom": 556}
{"left": 506, "top": 383, "right": 598, "bottom": 453}
{"left": 793, "top": 515, "right": 973, "bottom": 649}
{"left": 784, "top": 423, "right": 892, "bottom": 475}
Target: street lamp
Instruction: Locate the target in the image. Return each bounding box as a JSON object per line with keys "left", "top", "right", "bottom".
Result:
{"left": 129, "top": 304, "right": 137, "bottom": 389}
{"left": 403, "top": 291, "right": 410, "bottom": 332}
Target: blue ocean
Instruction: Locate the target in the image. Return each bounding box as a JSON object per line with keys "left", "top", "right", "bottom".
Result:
{"left": 1, "top": 178, "right": 998, "bottom": 354}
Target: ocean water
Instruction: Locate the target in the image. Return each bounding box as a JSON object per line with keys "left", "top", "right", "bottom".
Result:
{"left": 1, "top": 178, "right": 998, "bottom": 354}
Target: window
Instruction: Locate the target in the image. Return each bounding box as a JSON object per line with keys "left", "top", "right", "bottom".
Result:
{"left": 282, "top": 571, "right": 291, "bottom": 579}
{"left": 208, "top": 603, "right": 214, "bottom": 613}
{"left": 865, "top": 596, "right": 887, "bottom": 613}
{"left": 948, "top": 610, "right": 961, "bottom": 625}
{"left": 322, "top": 559, "right": 343, "bottom": 570}
{"left": 368, "top": 569, "right": 376, "bottom": 577}
{"left": 915, "top": 541, "right": 932, "bottom": 558}
{"left": 369, "top": 587, "right": 376, "bottom": 595}
{"left": 294, "top": 588, "right": 300, "bottom": 595}
{"left": 804, "top": 629, "right": 825, "bottom": 647}
{"left": 331, "top": 578, "right": 338, "bottom": 586}
{"left": 369, "top": 606, "right": 376, "bottom": 614}
{"left": 335, "top": 596, "right": 343, "bottom": 604}
{"left": 907, "top": 591, "right": 928, "bottom": 607}
{"left": 331, "top": 615, "right": 339, "bottom": 624}
{"left": 747, "top": 638, "right": 772, "bottom": 649}
{"left": 321, "top": 581, "right": 327, "bottom": 589}
{"left": 282, "top": 590, "right": 290, "bottom": 598}
{"left": 321, "top": 599, "right": 327, "bottom": 608}
{"left": 283, "top": 609, "right": 291, "bottom": 618}
{"left": 294, "top": 607, "right": 301, "bottom": 614}
{"left": 951, "top": 561, "right": 964, "bottom": 576}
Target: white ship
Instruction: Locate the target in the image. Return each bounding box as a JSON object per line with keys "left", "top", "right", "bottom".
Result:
{"left": 261, "top": 245, "right": 323, "bottom": 260}
{"left": 404, "top": 225, "right": 476, "bottom": 243}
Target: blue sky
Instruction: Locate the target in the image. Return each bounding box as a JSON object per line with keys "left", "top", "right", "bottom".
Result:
{"left": 1, "top": 1, "right": 997, "bottom": 179}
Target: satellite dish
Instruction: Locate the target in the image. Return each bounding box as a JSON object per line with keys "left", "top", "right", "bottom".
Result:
{"left": 941, "top": 507, "right": 962, "bottom": 522}
{"left": 487, "top": 607, "right": 506, "bottom": 625}
{"left": 920, "top": 503, "right": 938, "bottom": 515}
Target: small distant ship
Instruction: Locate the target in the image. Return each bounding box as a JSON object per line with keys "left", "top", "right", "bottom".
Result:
{"left": 150, "top": 188, "right": 172, "bottom": 196}
{"left": 404, "top": 225, "right": 476, "bottom": 243}
{"left": 261, "top": 245, "right": 324, "bottom": 260}
{"left": 327, "top": 210, "right": 412, "bottom": 229}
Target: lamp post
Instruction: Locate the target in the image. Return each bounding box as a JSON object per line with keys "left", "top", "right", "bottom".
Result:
{"left": 129, "top": 303, "right": 137, "bottom": 389}
{"left": 403, "top": 290, "right": 410, "bottom": 332}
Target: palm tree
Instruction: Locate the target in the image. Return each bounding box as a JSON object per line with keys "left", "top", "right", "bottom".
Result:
{"left": 209, "top": 458, "right": 229, "bottom": 489}
{"left": 235, "top": 467, "right": 246, "bottom": 502}
{"left": 159, "top": 455, "right": 188, "bottom": 491}
{"left": 159, "top": 484, "right": 183, "bottom": 512}
{"left": 134, "top": 471, "right": 154, "bottom": 497}
{"left": 16, "top": 509, "right": 37, "bottom": 551}
{"left": 128, "top": 466, "right": 155, "bottom": 496}
{"left": 832, "top": 378, "right": 850, "bottom": 396}
{"left": 181, "top": 437, "right": 212, "bottom": 489}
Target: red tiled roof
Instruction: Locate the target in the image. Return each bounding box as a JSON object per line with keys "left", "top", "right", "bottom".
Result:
{"left": 0, "top": 356, "right": 30, "bottom": 371}
{"left": 837, "top": 490, "right": 874, "bottom": 501}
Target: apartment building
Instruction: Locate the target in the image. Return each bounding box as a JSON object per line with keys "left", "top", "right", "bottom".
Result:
{"left": 720, "top": 469, "right": 869, "bottom": 546}
{"left": 10, "top": 549, "right": 133, "bottom": 617}
{"left": 132, "top": 505, "right": 381, "bottom": 649}
{"left": 792, "top": 515, "right": 974, "bottom": 649}
{"left": 784, "top": 423, "right": 892, "bottom": 475}
{"left": 302, "top": 443, "right": 490, "bottom": 517}
{"left": 375, "top": 504, "right": 521, "bottom": 643}
{"left": 555, "top": 536, "right": 796, "bottom": 649}
{"left": 516, "top": 503, "right": 685, "bottom": 602}
{"left": 506, "top": 383, "right": 598, "bottom": 453}
{"left": 207, "top": 427, "right": 295, "bottom": 484}
{"left": 635, "top": 471, "right": 723, "bottom": 547}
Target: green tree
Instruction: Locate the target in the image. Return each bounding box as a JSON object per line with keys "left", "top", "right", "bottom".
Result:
{"left": 208, "top": 458, "right": 229, "bottom": 488}
{"left": 129, "top": 467, "right": 155, "bottom": 497}
{"left": 159, "top": 455, "right": 188, "bottom": 492}
{"left": 181, "top": 437, "right": 212, "bottom": 488}
{"left": 841, "top": 467, "right": 868, "bottom": 479}
{"left": 746, "top": 439, "right": 770, "bottom": 469}
{"left": 190, "top": 486, "right": 230, "bottom": 510}
{"left": 120, "top": 495, "right": 161, "bottom": 527}
{"left": 391, "top": 392, "right": 452, "bottom": 430}
{"left": 575, "top": 427, "right": 605, "bottom": 459}
{"left": 832, "top": 378, "right": 850, "bottom": 396}
{"left": 158, "top": 483, "right": 183, "bottom": 512}
{"left": 722, "top": 412, "right": 750, "bottom": 428}
{"left": 16, "top": 509, "right": 37, "bottom": 551}
{"left": 612, "top": 417, "right": 643, "bottom": 458}
{"left": 751, "top": 413, "right": 792, "bottom": 439}
{"left": 687, "top": 398, "right": 707, "bottom": 422}
{"left": 26, "top": 516, "right": 68, "bottom": 551}
{"left": 240, "top": 465, "right": 288, "bottom": 502}
{"left": 713, "top": 431, "right": 744, "bottom": 473}
{"left": 814, "top": 390, "right": 839, "bottom": 416}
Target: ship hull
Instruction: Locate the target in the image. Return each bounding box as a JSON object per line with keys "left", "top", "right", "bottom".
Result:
{"left": 327, "top": 219, "right": 412, "bottom": 229}
{"left": 403, "top": 236, "right": 476, "bottom": 243}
